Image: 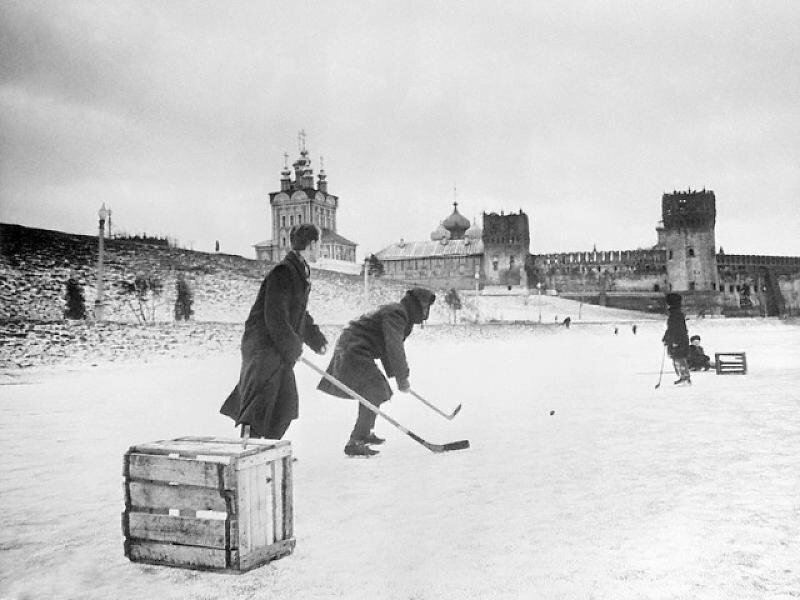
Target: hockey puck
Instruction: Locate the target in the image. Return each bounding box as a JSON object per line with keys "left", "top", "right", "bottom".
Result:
{"left": 549, "top": 410, "right": 555, "bottom": 416}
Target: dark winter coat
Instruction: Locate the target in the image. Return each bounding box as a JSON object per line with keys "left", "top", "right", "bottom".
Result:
{"left": 317, "top": 289, "right": 435, "bottom": 404}
{"left": 220, "top": 251, "right": 326, "bottom": 438}
{"left": 687, "top": 344, "right": 711, "bottom": 370}
{"left": 662, "top": 308, "right": 689, "bottom": 359}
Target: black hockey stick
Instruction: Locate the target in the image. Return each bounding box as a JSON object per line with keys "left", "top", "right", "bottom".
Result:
{"left": 302, "top": 357, "right": 470, "bottom": 453}
{"left": 655, "top": 345, "right": 667, "bottom": 389}
{"left": 409, "top": 389, "right": 461, "bottom": 420}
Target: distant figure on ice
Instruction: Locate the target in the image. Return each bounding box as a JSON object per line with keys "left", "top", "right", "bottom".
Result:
{"left": 220, "top": 224, "right": 328, "bottom": 441}
{"left": 688, "top": 335, "right": 712, "bottom": 371}
{"left": 632, "top": 324, "right": 638, "bottom": 335}
{"left": 614, "top": 327, "right": 619, "bottom": 335}
{"left": 317, "top": 288, "right": 437, "bottom": 457}
{"left": 662, "top": 293, "right": 691, "bottom": 385}
{"left": 563, "top": 316, "right": 571, "bottom": 328}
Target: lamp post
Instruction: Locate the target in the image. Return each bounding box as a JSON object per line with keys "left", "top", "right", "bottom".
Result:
{"left": 537, "top": 281, "right": 542, "bottom": 323}
{"left": 363, "top": 256, "right": 369, "bottom": 305}
{"left": 95, "top": 203, "right": 108, "bottom": 321}
{"left": 474, "top": 264, "right": 480, "bottom": 323}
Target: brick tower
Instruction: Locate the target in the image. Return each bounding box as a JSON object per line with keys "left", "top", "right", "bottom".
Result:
{"left": 661, "top": 189, "right": 719, "bottom": 292}
{"left": 482, "top": 210, "right": 530, "bottom": 288}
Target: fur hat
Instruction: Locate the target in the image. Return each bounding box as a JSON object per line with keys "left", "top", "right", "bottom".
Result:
{"left": 401, "top": 288, "right": 436, "bottom": 324}
{"left": 665, "top": 292, "right": 682, "bottom": 308}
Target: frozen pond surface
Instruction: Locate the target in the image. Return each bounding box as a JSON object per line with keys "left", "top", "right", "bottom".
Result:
{"left": 1, "top": 319, "right": 799, "bottom": 599}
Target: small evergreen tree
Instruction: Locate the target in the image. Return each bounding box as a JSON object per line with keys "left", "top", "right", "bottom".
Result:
{"left": 174, "top": 275, "right": 194, "bottom": 321}
{"left": 64, "top": 277, "right": 86, "bottom": 320}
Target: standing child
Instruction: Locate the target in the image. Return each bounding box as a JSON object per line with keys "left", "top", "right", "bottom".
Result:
{"left": 317, "top": 288, "right": 436, "bottom": 457}
{"left": 662, "top": 293, "right": 691, "bottom": 385}
{"left": 688, "top": 335, "right": 712, "bottom": 371}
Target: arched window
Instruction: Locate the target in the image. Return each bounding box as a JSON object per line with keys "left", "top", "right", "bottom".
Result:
{"left": 688, "top": 247, "right": 695, "bottom": 257}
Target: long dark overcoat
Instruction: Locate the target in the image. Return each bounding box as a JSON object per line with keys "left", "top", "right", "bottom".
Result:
{"left": 317, "top": 289, "right": 435, "bottom": 404}
{"left": 662, "top": 308, "right": 689, "bottom": 359}
{"left": 220, "top": 251, "right": 326, "bottom": 437}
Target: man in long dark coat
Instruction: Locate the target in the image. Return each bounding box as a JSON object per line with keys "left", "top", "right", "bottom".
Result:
{"left": 317, "top": 288, "right": 436, "bottom": 457}
{"left": 662, "top": 292, "right": 691, "bottom": 385}
{"left": 220, "top": 224, "right": 327, "bottom": 440}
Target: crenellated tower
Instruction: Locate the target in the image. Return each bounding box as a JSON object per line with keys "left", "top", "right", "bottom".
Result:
{"left": 482, "top": 210, "right": 530, "bottom": 288}
{"left": 661, "top": 189, "right": 719, "bottom": 292}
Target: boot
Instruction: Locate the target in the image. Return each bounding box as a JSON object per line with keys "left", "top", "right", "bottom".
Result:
{"left": 673, "top": 376, "right": 691, "bottom": 385}
{"left": 364, "top": 432, "right": 385, "bottom": 445}
{"left": 344, "top": 440, "right": 379, "bottom": 457}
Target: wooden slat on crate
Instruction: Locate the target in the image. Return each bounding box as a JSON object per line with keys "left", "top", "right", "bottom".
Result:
{"left": 282, "top": 455, "right": 293, "bottom": 540}
{"left": 126, "top": 512, "right": 232, "bottom": 548}
{"left": 237, "top": 462, "right": 251, "bottom": 554}
{"left": 237, "top": 539, "right": 295, "bottom": 572}
{"left": 176, "top": 436, "right": 290, "bottom": 449}
{"left": 127, "top": 539, "right": 232, "bottom": 570}
{"left": 250, "top": 462, "right": 269, "bottom": 549}
{"left": 272, "top": 458, "right": 283, "bottom": 542}
{"left": 128, "top": 481, "right": 227, "bottom": 512}
{"left": 127, "top": 453, "right": 235, "bottom": 489}
{"left": 235, "top": 445, "right": 292, "bottom": 470}
{"left": 130, "top": 441, "right": 250, "bottom": 457}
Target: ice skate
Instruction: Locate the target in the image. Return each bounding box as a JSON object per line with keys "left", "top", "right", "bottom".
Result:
{"left": 344, "top": 440, "right": 380, "bottom": 457}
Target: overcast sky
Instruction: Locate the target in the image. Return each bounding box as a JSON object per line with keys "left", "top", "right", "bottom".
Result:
{"left": 1, "top": 0, "right": 798, "bottom": 259}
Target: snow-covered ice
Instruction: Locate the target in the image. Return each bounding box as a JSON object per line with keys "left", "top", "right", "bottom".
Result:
{"left": 1, "top": 319, "right": 799, "bottom": 599}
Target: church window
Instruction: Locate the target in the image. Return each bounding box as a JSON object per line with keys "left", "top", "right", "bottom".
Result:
{"left": 688, "top": 247, "right": 695, "bottom": 257}
{"left": 289, "top": 216, "right": 294, "bottom": 226}
{"left": 492, "top": 258, "right": 499, "bottom": 271}
{"left": 668, "top": 250, "right": 673, "bottom": 259}
{"left": 711, "top": 283, "right": 716, "bottom": 291}
{"left": 281, "top": 216, "right": 286, "bottom": 228}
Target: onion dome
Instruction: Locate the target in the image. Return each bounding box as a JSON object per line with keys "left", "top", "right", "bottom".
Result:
{"left": 430, "top": 222, "right": 451, "bottom": 241}
{"left": 442, "top": 202, "right": 470, "bottom": 240}
{"left": 465, "top": 215, "right": 482, "bottom": 240}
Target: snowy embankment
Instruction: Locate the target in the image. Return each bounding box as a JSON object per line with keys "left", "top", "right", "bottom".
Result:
{"left": 1, "top": 319, "right": 799, "bottom": 599}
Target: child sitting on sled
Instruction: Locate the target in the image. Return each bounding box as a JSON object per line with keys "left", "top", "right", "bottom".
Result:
{"left": 687, "top": 334, "right": 712, "bottom": 371}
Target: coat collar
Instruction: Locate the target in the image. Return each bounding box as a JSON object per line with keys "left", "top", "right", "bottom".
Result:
{"left": 284, "top": 250, "right": 310, "bottom": 281}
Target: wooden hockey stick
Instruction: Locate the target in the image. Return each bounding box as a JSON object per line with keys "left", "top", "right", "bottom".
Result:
{"left": 301, "top": 357, "right": 469, "bottom": 453}
{"left": 409, "top": 389, "right": 461, "bottom": 420}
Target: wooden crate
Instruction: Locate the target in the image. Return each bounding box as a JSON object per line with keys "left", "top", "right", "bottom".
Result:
{"left": 715, "top": 352, "right": 747, "bottom": 375}
{"left": 122, "top": 436, "right": 294, "bottom": 572}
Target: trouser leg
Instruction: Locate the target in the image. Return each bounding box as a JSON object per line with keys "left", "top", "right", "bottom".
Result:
{"left": 350, "top": 399, "right": 383, "bottom": 441}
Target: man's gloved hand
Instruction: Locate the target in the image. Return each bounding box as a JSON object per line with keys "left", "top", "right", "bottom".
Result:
{"left": 397, "top": 378, "right": 410, "bottom": 393}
